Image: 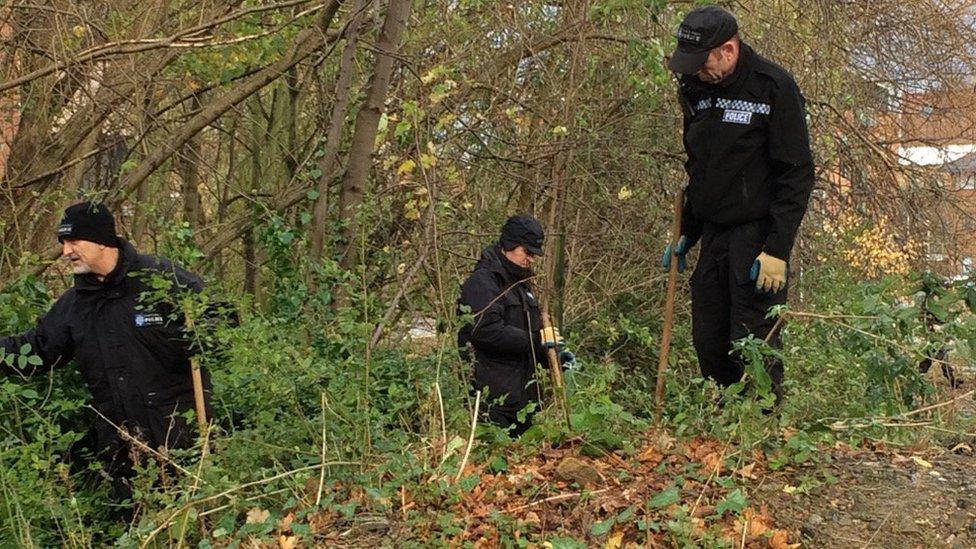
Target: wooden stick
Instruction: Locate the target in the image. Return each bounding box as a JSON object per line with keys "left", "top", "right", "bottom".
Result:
{"left": 505, "top": 488, "right": 612, "bottom": 513}
{"left": 655, "top": 188, "right": 684, "bottom": 424}
{"left": 540, "top": 303, "right": 572, "bottom": 429}
{"left": 316, "top": 392, "right": 327, "bottom": 507}
{"left": 455, "top": 390, "right": 480, "bottom": 482}
{"left": 183, "top": 299, "right": 209, "bottom": 440}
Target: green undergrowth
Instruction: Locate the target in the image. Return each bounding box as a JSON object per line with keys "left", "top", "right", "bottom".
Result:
{"left": 1, "top": 243, "right": 974, "bottom": 546}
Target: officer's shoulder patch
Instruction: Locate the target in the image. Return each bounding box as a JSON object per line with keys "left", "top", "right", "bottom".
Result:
{"left": 134, "top": 312, "right": 165, "bottom": 327}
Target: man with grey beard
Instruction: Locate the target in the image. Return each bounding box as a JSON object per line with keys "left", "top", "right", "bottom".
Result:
{"left": 1, "top": 201, "right": 215, "bottom": 519}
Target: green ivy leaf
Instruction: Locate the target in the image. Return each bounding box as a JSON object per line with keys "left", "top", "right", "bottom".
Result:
{"left": 715, "top": 489, "right": 748, "bottom": 516}
{"left": 590, "top": 518, "right": 614, "bottom": 537}
{"left": 648, "top": 486, "right": 679, "bottom": 508}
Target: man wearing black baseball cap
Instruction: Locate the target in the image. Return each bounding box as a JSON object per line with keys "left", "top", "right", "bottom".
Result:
{"left": 667, "top": 5, "right": 739, "bottom": 79}
{"left": 457, "top": 214, "right": 574, "bottom": 436}
{"left": 663, "top": 7, "right": 815, "bottom": 408}
{"left": 1, "top": 201, "right": 220, "bottom": 519}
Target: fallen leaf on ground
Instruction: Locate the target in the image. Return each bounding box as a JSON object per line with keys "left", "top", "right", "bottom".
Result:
{"left": 768, "top": 529, "right": 800, "bottom": 549}
{"left": 246, "top": 507, "right": 270, "bottom": 524}
{"left": 702, "top": 452, "right": 723, "bottom": 475}
{"left": 637, "top": 446, "right": 663, "bottom": 465}
{"left": 737, "top": 462, "right": 758, "bottom": 479}
{"left": 912, "top": 456, "right": 933, "bottom": 468}
{"left": 951, "top": 443, "right": 972, "bottom": 455}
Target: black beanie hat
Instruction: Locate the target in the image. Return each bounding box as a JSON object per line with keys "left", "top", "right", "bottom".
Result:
{"left": 499, "top": 214, "right": 544, "bottom": 255}
{"left": 57, "top": 202, "right": 119, "bottom": 248}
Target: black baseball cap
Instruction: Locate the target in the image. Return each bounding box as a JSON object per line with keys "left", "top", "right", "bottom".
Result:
{"left": 668, "top": 6, "right": 738, "bottom": 75}
{"left": 499, "top": 215, "right": 544, "bottom": 255}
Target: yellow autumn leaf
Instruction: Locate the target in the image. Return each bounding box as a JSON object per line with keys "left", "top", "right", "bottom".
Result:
{"left": 420, "top": 153, "right": 437, "bottom": 169}
{"left": 911, "top": 456, "right": 932, "bottom": 468}
{"left": 404, "top": 200, "right": 421, "bottom": 220}
{"left": 397, "top": 159, "right": 416, "bottom": 176}
{"left": 279, "top": 535, "right": 298, "bottom": 549}
{"left": 604, "top": 530, "right": 624, "bottom": 549}
{"left": 72, "top": 25, "right": 86, "bottom": 38}
{"left": 618, "top": 186, "right": 633, "bottom": 201}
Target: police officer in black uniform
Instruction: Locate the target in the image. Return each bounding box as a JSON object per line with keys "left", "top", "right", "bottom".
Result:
{"left": 0, "top": 202, "right": 217, "bottom": 515}
{"left": 457, "top": 215, "right": 572, "bottom": 436}
{"left": 663, "top": 6, "right": 815, "bottom": 404}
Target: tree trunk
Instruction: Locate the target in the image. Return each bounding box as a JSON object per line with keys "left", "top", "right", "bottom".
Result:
{"left": 283, "top": 67, "right": 299, "bottom": 183}
{"left": 336, "top": 0, "right": 412, "bottom": 270}
{"left": 243, "top": 226, "right": 257, "bottom": 296}
{"left": 217, "top": 112, "right": 240, "bottom": 279}
{"left": 245, "top": 94, "right": 266, "bottom": 299}
{"left": 179, "top": 92, "right": 207, "bottom": 240}
{"left": 545, "top": 0, "right": 588, "bottom": 329}
{"left": 310, "top": 0, "right": 370, "bottom": 262}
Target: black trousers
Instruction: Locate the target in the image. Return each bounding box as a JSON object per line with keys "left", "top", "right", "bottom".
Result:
{"left": 691, "top": 221, "right": 786, "bottom": 399}
{"left": 486, "top": 407, "right": 534, "bottom": 437}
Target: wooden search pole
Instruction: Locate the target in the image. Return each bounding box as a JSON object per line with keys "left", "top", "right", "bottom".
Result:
{"left": 655, "top": 189, "right": 684, "bottom": 424}
{"left": 540, "top": 301, "right": 572, "bottom": 429}
{"left": 183, "top": 298, "right": 209, "bottom": 440}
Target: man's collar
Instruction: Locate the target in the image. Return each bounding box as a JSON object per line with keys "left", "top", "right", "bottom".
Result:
{"left": 717, "top": 40, "right": 752, "bottom": 88}
{"left": 75, "top": 239, "right": 134, "bottom": 290}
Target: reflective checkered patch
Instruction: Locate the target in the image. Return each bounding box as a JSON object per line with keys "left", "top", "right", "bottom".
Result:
{"left": 694, "top": 98, "right": 713, "bottom": 112}
{"left": 715, "top": 98, "right": 771, "bottom": 115}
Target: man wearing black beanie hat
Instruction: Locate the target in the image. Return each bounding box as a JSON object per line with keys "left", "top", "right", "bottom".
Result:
{"left": 457, "top": 214, "right": 576, "bottom": 436}
{"left": 57, "top": 201, "right": 121, "bottom": 278}
{"left": 1, "top": 201, "right": 221, "bottom": 519}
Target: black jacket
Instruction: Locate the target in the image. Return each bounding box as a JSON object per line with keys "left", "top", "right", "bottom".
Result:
{"left": 1, "top": 240, "right": 212, "bottom": 455}
{"left": 457, "top": 246, "right": 542, "bottom": 413}
{"left": 678, "top": 41, "right": 815, "bottom": 261}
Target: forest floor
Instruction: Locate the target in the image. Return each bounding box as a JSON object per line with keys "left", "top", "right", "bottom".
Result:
{"left": 765, "top": 367, "right": 976, "bottom": 549}
{"left": 765, "top": 441, "right": 976, "bottom": 549}
{"left": 250, "top": 377, "right": 976, "bottom": 548}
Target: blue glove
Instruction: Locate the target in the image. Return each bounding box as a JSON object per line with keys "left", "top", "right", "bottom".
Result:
{"left": 558, "top": 350, "right": 577, "bottom": 371}
{"left": 662, "top": 236, "right": 689, "bottom": 273}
